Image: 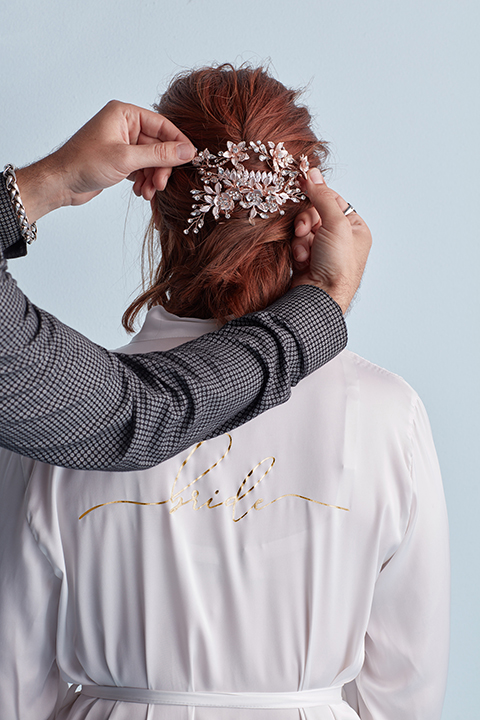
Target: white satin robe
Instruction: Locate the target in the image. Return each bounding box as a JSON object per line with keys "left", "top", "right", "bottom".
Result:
{"left": 0, "top": 307, "right": 450, "bottom": 720}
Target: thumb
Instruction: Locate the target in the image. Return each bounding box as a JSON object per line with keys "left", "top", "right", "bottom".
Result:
{"left": 301, "top": 168, "right": 345, "bottom": 227}
{"left": 123, "top": 140, "right": 196, "bottom": 172}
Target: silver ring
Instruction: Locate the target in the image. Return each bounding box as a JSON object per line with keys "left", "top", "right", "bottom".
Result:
{"left": 343, "top": 203, "right": 356, "bottom": 216}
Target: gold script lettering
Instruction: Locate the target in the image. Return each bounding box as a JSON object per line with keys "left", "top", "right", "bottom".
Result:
{"left": 79, "top": 435, "right": 349, "bottom": 521}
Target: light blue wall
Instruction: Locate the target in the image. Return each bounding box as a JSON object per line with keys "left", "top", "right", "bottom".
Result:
{"left": 1, "top": 1, "right": 479, "bottom": 717}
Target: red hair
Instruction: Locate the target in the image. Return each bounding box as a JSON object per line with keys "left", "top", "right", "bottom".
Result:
{"left": 123, "top": 64, "right": 329, "bottom": 330}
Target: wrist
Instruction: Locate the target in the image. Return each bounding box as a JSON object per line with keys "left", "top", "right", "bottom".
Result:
{"left": 16, "top": 157, "right": 69, "bottom": 223}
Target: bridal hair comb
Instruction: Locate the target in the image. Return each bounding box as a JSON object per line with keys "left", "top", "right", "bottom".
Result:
{"left": 184, "top": 141, "right": 310, "bottom": 234}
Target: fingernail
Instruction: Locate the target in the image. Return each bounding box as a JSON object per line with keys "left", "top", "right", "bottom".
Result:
{"left": 293, "top": 246, "right": 308, "bottom": 261}
{"left": 177, "top": 143, "right": 194, "bottom": 160}
{"left": 295, "top": 220, "right": 306, "bottom": 236}
{"left": 308, "top": 167, "right": 324, "bottom": 184}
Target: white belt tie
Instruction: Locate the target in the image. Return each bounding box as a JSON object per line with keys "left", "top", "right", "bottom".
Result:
{"left": 81, "top": 685, "right": 344, "bottom": 708}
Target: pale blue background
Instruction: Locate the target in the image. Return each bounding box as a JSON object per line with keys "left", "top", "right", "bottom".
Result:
{"left": 1, "top": 1, "right": 479, "bottom": 717}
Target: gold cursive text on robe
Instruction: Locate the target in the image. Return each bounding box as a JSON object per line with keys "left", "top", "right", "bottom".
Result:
{"left": 79, "top": 434, "right": 349, "bottom": 522}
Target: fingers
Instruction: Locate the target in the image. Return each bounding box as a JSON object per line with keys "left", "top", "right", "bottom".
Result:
{"left": 292, "top": 174, "right": 342, "bottom": 267}
{"left": 133, "top": 169, "right": 153, "bottom": 199}
{"left": 132, "top": 130, "right": 194, "bottom": 195}
{"left": 294, "top": 207, "right": 321, "bottom": 237}
{"left": 129, "top": 145, "right": 194, "bottom": 199}
{"left": 123, "top": 140, "right": 195, "bottom": 174}
{"left": 132, "top": 167, "right": 168, "bottom": 200}
{"left": 292, "top": 235, "right": 312, "bottom": 264}
{"left": 130, "top": 160, "right": 186, "bottom": 200}
{"left": 132, "top": 171, "right": 144, "bottom": 196}
{"left": 290, "top": 167, "right": 372, "bottom": 311}
{"left": 123, "top": 141, "right": 195, "bottom": 200}
{"left": 107, "top": 102, "right": 195, "bottom": 197}
{"left": 298, "top": 169, "right": 347, "bottom": 227}
{"left": 123, "top": 106, "right": 195, "bottom": 176}
{"left": 49, "top": 100, "right": 197, "bottom": 207}
{"left": 298, "top": 170, "right": 369, "bottom": 240}
{"left": 124, "top": 120, "right": 195, "bottom": 199}
{"left": 152, "top": 167, "right": 170, "bottom": 192}
{"left": 125, "top": 104, "right": 192, "bottom": 146}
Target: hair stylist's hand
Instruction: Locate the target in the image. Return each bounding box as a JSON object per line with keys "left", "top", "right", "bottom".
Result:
{"left": 16, "top": 101, "right": 196, "bottom": 222}
{"left": 291, "top": 169, "right": 371, "bottom": 314}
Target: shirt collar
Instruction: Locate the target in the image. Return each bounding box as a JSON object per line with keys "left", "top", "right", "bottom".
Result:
{"left": 115, "top": 305, "right": 220, "bottom": 352}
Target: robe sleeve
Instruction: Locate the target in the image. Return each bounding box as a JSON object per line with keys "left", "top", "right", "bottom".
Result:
{"left": 0, "top": 451, "right": 69, "bottom": 719}
{"left": 344, "top": 397, "right": 450, "bottom": 719}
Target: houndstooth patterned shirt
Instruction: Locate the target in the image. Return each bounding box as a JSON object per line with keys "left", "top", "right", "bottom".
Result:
{"left": 0, "top": 174, "right": 347, "bottom": 471}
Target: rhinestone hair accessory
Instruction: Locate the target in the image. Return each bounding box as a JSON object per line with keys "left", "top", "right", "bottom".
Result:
{"left": 184, "top": 141, "right": 310, "bottom": 234}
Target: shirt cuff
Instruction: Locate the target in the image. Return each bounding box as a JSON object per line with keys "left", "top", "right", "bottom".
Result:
{"left": 237, "top": 284, "right": 348, "bottom": 383}
{"left": 269, "top": 285, "right": 347, "bottom": 376}
{"left": 0, "top": 173, "right": 27, "bottom": 258}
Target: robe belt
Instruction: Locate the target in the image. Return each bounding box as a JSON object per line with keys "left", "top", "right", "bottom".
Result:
{"left": 80, "top": 685, "right": 344, "bottom": 708}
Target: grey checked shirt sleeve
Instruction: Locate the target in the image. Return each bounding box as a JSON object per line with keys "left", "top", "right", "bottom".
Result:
{"left": 0, "top": 174, "right": 347, "bottom": 471}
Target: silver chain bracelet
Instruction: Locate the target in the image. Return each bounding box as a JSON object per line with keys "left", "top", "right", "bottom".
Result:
{"left": 2, "top": 164, "right": 37, "bottom": 244}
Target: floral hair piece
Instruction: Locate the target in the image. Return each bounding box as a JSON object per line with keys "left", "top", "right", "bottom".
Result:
{"left": 184, "top": 141, "right": 310, "bottom": 234}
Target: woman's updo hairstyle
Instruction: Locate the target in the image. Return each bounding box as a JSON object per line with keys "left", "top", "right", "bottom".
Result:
{"left": 123, "top": 64, "right": 329, "bottom": 330}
